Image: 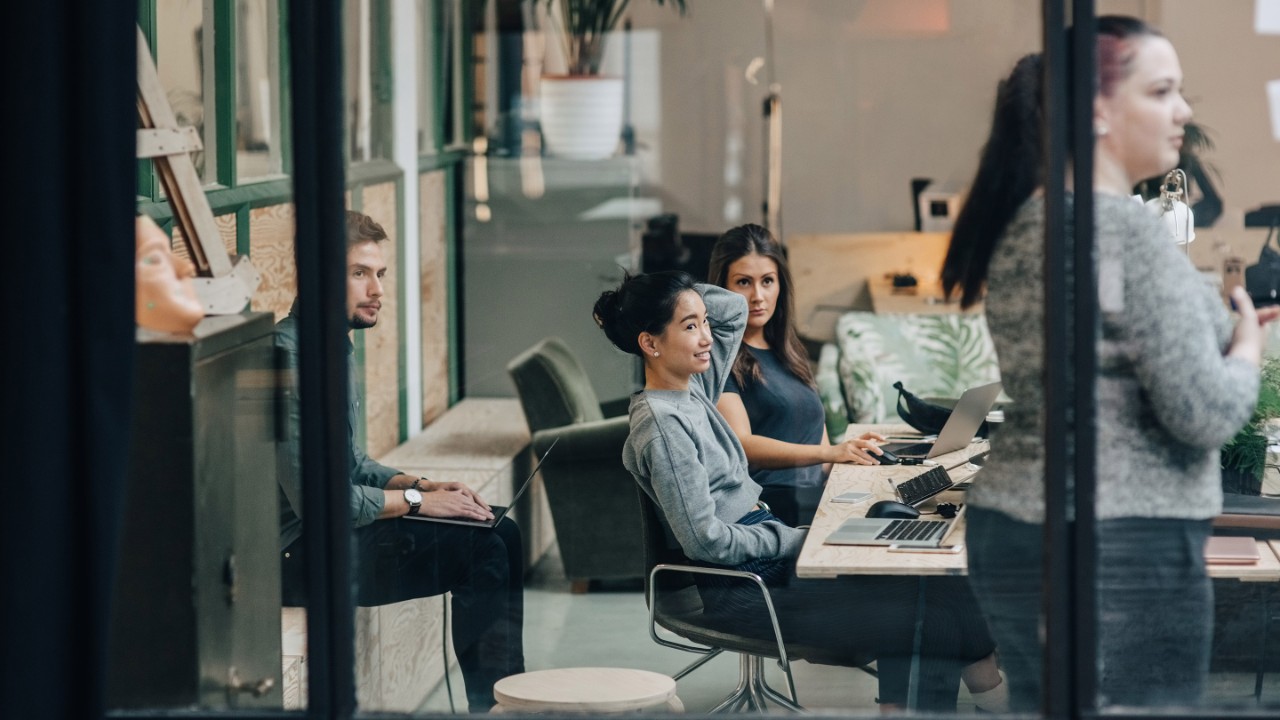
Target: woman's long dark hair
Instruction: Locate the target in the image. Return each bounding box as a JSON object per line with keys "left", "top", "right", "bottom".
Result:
{"left": 941, "top": 16, "right": 1162, "bottom": 308}
{"left": 593, "top": 270, "right": 699, "bottom": 357}
{"left": 707, "top": 224, "right": 814, "bottom": 389}
{"left": 941, "top": 52, "right": 1044, "bottom": 309}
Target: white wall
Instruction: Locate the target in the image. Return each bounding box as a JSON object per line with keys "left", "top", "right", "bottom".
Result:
{"left": 625, "top": 0, "right": 1279, "bottom": 258}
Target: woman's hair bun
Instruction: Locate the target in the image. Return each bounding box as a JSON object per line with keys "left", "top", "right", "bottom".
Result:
{"left": 593, "top": 270, "right": 696, "bottom": 357}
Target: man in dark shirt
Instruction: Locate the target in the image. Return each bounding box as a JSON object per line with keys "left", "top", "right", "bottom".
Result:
{"left": 276, "top": 210, "right": 524, "bottom": 711}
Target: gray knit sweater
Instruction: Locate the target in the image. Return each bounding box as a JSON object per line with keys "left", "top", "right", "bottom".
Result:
{"left": 970, "top": 192, "right": 1258, "bottom": 523}
{"left": 623, "top": 284, "right": 807, "bottom": 565}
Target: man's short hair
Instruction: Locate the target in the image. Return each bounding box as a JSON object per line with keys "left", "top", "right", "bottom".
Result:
{"left": 345, "top": 210, "right": 388, "bottom": 249}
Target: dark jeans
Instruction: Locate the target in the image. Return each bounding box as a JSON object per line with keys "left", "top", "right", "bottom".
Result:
{"left": 697, "top": 510, "right": 995, "bottom": 711}
{"left": 282, "top": 517, "right": 525, "bottom": 712}
{"left": 967, "top": 507, "right": 1213, "bottom": 712}
{"left": 758, "top": 484, "right": 824, "bottom": 527}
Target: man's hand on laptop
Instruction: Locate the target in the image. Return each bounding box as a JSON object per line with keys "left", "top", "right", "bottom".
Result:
{"left": 423, "top": 480, "right": 492, "bottom": 513}
{"left": 420, "top": 489, "right": 494, "bottom": 521}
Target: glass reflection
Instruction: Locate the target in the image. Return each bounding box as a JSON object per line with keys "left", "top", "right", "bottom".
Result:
{"left": 155, "top": 0, "right": 211, "bottom": 182}
{"left": 235, "top": 0, "right": 284, "bottom": 181}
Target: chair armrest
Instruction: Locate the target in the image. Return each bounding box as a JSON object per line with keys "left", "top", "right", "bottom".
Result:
{"left": 531, "top": 416, "right": 630, "bottom": 460}
{"left": 648, "top": 562, "right": 791, "bottom": 670}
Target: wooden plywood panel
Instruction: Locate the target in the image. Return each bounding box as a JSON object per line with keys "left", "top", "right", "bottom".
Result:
{"left": 248, "top": 203, "right": 297, "bottom": 321}
{"left": 171, "top": 212, "right": 238, "bottom": 265}
{"left": 420, "top": 171, "right": 450, "bottom": 426}
{"left": 362, "top": 183, "right": 400, "bottom": 458}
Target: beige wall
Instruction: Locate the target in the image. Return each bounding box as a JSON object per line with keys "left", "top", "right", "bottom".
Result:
{"left": 1154, "top": 0, "right": 1280, "bottom": 272}
{"left": 629, "top": 0, "right": 1278, "bottom": 272}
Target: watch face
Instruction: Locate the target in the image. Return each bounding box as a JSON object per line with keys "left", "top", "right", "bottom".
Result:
{"left": 404, "top": 488, "right": 423, "bottom": 504}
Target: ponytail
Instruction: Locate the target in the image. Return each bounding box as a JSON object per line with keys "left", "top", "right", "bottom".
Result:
{"left": 942, "top": 53, "right": 1044, "bottom": 308}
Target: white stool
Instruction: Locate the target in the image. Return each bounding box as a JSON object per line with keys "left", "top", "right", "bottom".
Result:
{"left": 492, "top": 667, "right": 683, "bottom": 714}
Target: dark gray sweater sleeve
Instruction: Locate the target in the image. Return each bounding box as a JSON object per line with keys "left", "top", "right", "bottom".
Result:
{"left": 1111, "top": 204, "right": 1258, "bottom": 449}
{"left": 693, "top": 283, "right": 748, "bottom": 404}
{"left": 632, "top": 411, "right": 805, "bottom": 565}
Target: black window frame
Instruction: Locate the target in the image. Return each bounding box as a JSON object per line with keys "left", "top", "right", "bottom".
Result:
{"left": 18, "top": 1, "right": 1280, "bottom": 718}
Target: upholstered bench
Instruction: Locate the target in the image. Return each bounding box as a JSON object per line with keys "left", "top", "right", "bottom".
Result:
{"left": 281, "top": 397, "right": 546, "bottom": 713}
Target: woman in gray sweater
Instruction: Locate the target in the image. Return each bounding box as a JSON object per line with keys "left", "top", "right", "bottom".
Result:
{"left": 594, "top": 272, "right": 1006, "bottom": 712}
{"left": 941, "top": 16, "right": 1277, "bottom": 711}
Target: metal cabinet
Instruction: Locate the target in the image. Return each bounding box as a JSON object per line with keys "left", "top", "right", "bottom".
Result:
{"left": 107, "top": 312, "right": 282, "bottom": 710}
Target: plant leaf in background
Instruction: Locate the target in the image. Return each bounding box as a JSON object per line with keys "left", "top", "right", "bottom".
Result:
{"left": 544, "top": 0, "right": 686, "bottom": 75}
{"left": 1133, "top": 120, "right": 1223, "bottom": 227}
{"left": 1222, "top": 356, "right": 1280, "bottom": 485}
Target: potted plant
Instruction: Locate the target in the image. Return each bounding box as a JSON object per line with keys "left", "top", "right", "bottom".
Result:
{"left": 539, "top": 0, "right": 685, "bottom": 160}
{"left": 1221, "top": 356, "right": 1280, "bottom": 495}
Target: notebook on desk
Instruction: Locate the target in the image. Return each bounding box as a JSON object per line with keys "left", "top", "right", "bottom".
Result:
{"left": 824, "top": 505, "right": 966, "bottom": 548}
{"left": 402, "top": 438, "right": 557, "bottom": 529}
{"left": 880, "top": 381, "right": 1002, "bottom": 460}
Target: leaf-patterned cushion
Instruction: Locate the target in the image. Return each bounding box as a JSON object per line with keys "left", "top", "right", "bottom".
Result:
{"left": 814, "top": 341, "right": 850, "bottom": 439}
{"left": 829, "top": 312, "right": 1001, "bottom": 424}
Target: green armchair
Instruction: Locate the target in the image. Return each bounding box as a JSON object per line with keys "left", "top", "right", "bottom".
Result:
{"left": 507, "top": 337, "right": 644, "bottom": 590}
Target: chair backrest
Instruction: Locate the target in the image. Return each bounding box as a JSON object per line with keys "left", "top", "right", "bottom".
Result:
{"left": 506, "top": 337, "right": 604, "bottom": 433}
{"left": 637, "top": 486, "right": 697, "bottom": 603}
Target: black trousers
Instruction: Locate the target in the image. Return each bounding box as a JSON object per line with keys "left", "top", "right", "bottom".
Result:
{"left": 968, "top": 506, "right": 1213, "bottom": 711}
{"left": 282, "top": 517, "right": 525, "bottom": 711}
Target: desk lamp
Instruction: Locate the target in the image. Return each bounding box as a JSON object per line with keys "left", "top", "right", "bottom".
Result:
{"left": 1143, "top": 168, "right": 1196, "bottom": 250}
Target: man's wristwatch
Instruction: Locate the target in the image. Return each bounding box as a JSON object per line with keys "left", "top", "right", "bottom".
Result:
{"left": 403, "top": 488, "right": 423, "bottom": 516}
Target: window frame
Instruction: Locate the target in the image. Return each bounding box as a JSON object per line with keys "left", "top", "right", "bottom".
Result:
{"left": 137, "top": 0, "right": 294, "bottom": 211}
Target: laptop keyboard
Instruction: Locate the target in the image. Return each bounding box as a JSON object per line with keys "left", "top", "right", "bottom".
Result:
{"left": 876, "top": 519, "right": 948, "bottom": 542}
{"left": 896, "top": 466, "right": 955, "bottom": 507}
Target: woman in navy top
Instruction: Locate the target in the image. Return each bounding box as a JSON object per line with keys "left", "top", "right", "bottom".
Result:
{"left": 710, "top": 224, "right": 885, "bottom": 526}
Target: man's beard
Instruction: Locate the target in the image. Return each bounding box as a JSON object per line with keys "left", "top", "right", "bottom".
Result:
{"left": 349, "top": 313, "right": 377, "bottom": 330}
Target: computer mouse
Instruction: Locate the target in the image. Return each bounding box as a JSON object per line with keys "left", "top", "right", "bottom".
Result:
{"left": 866, "top": 500, "right": 920, "bottom": 520}
{"left": 875, "top": 448, "right": 900, "bottom": 465}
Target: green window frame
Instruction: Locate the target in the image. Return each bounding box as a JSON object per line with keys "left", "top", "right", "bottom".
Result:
{"left": 137, "top": 0, "right": 294, "bottom": 213}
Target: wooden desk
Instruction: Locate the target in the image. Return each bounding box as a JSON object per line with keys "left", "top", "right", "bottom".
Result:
{"left": 796, "top": 424, "right": 1280, "bottom": 582}
{"left": 796, "top": 424, "right": 983, "bottom": 579}
{"left": 867, "top": 278, "right": 982, "bottom": 315}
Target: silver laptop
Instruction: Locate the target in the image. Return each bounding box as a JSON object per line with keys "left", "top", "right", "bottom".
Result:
{"left": 881, "top": 381, "right": 1002, "bottom": 460}
{"left": 824, "top": 506, "right": 965, "bottom": 548}
{"left": 402, "top": 438, "right": 557, "bottom": 529}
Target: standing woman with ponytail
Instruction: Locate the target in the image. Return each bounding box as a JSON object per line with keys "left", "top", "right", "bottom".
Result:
{"left": 594, "top": 272, "right": 1006, "bottom": 713}
{"left": 943, "top": 16, "right": 1277, "bottom": 710}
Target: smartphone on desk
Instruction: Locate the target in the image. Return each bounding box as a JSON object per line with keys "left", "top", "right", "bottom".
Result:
{"left": 831, "top": 491, "right": 873, "bottom": 504}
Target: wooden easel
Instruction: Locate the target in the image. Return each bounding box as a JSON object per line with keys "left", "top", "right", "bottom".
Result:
{"left": 135, "top": 25, "right": 259, "bottom": 315}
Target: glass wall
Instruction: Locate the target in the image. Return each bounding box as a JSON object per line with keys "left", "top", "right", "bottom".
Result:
{"left": 109, "top": 1, "right": 1280, "bottom": 718}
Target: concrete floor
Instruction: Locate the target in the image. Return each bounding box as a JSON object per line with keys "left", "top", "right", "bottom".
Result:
{"left": 418, "top": 547, "right": 1280, "bottom": 715}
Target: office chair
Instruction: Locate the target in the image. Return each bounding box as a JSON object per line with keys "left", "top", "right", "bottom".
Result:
{"left": 507, "top": 337, "right": 645, "bottom": 589}
{"left": 638, "top": 488, "right": 876, "bottom": 712}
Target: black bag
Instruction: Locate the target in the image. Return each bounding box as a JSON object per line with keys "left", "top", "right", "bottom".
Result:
{"left": 1244, "top": 224, "right": 1280, "bottom": 303}
{"left": 893, "top": 381, "right": 991, "bottom": 438}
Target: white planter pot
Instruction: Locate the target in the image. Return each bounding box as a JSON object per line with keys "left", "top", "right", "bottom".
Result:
{"left": 540, "top": 75, "right": 624, "bottom": 161}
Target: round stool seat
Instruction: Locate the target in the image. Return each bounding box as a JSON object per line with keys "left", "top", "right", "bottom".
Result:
{"left": 493, "top": 667, "right": 682, "bottom": 714}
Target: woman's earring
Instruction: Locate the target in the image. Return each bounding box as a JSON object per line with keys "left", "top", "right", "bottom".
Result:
{"left": 1095, "top": 123, "right": 1109, "bottom": 136}
{"left": 653, "top": 351, "right": 660, "bottom": 357}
